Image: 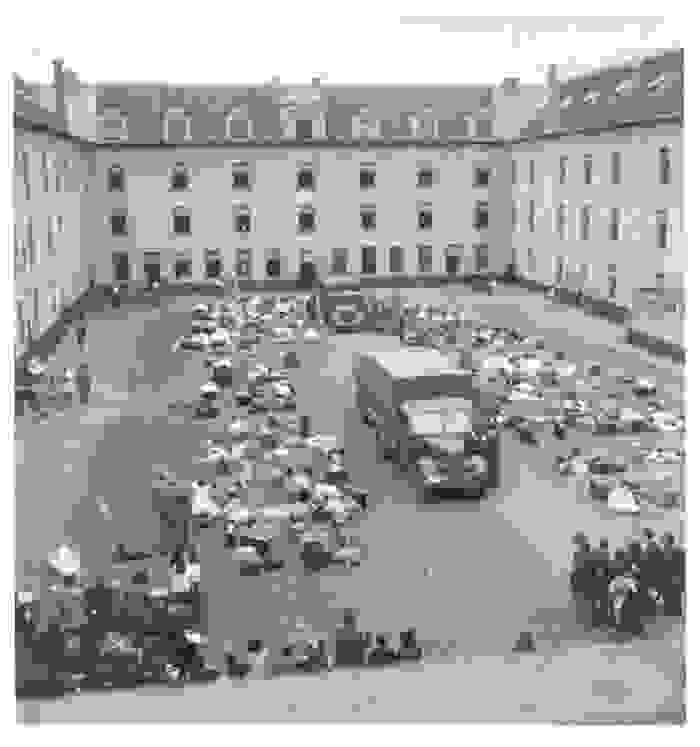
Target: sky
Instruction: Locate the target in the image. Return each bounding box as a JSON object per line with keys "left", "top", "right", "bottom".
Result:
{"left": 6, "top": 3, "right": 684, "bottom": 88}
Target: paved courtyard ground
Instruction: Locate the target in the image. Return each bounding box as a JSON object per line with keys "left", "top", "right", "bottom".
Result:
{"left": 15, "top": 284, "right": 684, "bottom": 723}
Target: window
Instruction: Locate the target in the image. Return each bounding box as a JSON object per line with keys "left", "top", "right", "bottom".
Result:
{"left": 554, "top": 256, "right": 566, "bottom": 284}
{"left": 41, "top": 153, "right": 50, "bottom": 192}
{"left": 205, "top": 249, "right": 223, "bottom": 279}
{"left": 170, "top": 162, "right": 190, "bottom": 191}
{"left": 330, "top": 248, "right": 348, "bottom": 275}
{"left": 417, "top": 244, "right": 432, "bottom": 273}
{"left": 528, "top": 200, "right": 535, "bottom": 233}
{"left": 580, "top": 263, "right": 591, "bottom": 283}
{"left": 556, "top": 203, "right": 567, "bottom": 240}
{"left": 418, "top": 205, "right": 433, "bottom": 230}
{"left": 16, "top": 302, "right": 25, "bottom": 346}
{"left": 474, "top": 201, "right": 489, "bottom": 230}
{"left": 417, "top": 168, "right": 434, "bottom": 188}
{"left": 360, "top": 206, "right": 376, "bottom": 231}
{"left": 611, "top": 151, "right": 622, "bottom": 185}
{"left": 608, "top": 275, "right": 617, "bottom": 299}
{"left": 297, "top": 206, "right": 315, "bottom": 234}
{"left": 529, "top": 159, "right": 535, "bottom": 186}
{"left": 55, "top": 162, "right": 63, "bottom": 192}
{"left": 609, "top": 207, "right": 621, "bottom": 241}
{"left": 101, "top": 107, "right": 129, "bottom": 142}
{"left": 474, "top": 167, "right": 490, "bottom": 187}
{"left": 656, "top": 209, "right": 669, "bottom": 249}
{"left": 512, "top": 202, "right": 518, "bottom": 232}
{"left": 297, "top": 167, "right": 314, "bottom": 191}
{"left": 360, "top": 165, "right": 376, "bottom": 189}
{"left": 583, "top": 154, "right": 593, "bottom": 185}
{"left": 232, "top": 162, "right": 251, "bottom": 190}
{"left": 560, "top": 95, "right": 573, "bottom": 109}
{"left": 559, "top": 155, "right": 568, "bottom": 186}
{"left": 108, "top": 165, "right": 125, "bottom": 192}
{"left": 583, "top": 88, "right": 600, "bottom": 105}
{"left": 408, "top": 115, "right": 419, "bottom": 137}
{"left": 234, "top": 204, "right": 252, "bottom": 233}
{"left": 659, "top": 147, "right": 671, "bottom": 185}
{"left": 296, "top": 119, "right": 314, "bottom": 141}
{"left": 25, "top": 218, "right": 33, "bottom": 269}
{"left": 21, "top": 151, "right": 30, "bottom": 200}
{"left": 47, "top": 216, "right": 56, "bottom": 255}
{"left": 580, "top": 204, "right": 592, "bottom": 241}
{"left": 389, "top": 245, "right": 404, "bottom": 274}
{"left": 511, "top": 159, "right": 518, "bottom": 185}
{"left": 172, "top": 206, "right": 191, "bottom": 235}
{"left": 111, "top": 210, "right": 128, "bottom": 236}
{"left": 236, "top": 247, "right": 251, "bottom": 278}
{"left": 474, "top": 244, "right": 489, "bottom": 272}
{"left": 266, "top": 256, "right": 281, "bottom": 278}
{"left": 361, "top": 245, "right": 376, "bottom": 274}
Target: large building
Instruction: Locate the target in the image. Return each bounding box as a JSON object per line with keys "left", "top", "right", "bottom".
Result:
{"left": 12, "top": 50, "right": 684, "bottom": 357}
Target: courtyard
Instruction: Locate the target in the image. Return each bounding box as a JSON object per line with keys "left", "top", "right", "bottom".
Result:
{"left": 15, "top": 283, "right": 684, "bottom": 723}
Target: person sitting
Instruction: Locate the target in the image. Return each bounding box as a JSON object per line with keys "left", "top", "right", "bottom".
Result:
{"left": 332, "top": 610, "right": 369, "bottom": 668}
{"left": 367, "top": 635, "right": 397, "bottom": 667}
{"left": 397, "top": 628, "right": 423, "bottom": 660}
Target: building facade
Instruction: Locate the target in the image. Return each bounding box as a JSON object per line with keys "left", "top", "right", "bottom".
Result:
{"left": 13, "top": 50, "right": 684, "bottom": 357}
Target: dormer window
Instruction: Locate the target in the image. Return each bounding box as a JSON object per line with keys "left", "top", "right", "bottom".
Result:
{"left": 352, "top": 108, "right": 380, "bottom": 138}
{"left": 648, "top": 74, "right": 668, "bottom": 94}
{"left": 583, "top": 89, "right": 600, "bottom": 105}
{"left": 101, "top": 108, "right": 128, "bottom": 143}
{"left": 614, "top": 79, "right": 634, "bottom": 97}
{"left": 163, "top": 109, "right": 192, "bottom": 143}
{"left": 226, "top": 107, "right": 253, "bottom": 139}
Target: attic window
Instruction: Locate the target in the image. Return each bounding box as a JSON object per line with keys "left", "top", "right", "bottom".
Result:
{"left": 583, "top": 89, "right": 600, "bottom": 104}
{"left": 226, "top": 108, "right": 253, "bottom": 139}
{"left": 614, "top": 79, "right": 634, "bottom": 97}
{"left": 560, "top": 96, "right": 572, "bottom": 109}
{"left": 648, "top": 74, "right": 668, "bottom": 94}
{"left": 101, "top": 108, "right": 128, "bottom": 142}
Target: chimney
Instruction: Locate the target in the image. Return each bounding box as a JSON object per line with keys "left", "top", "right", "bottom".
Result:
{"left": 547, "top": 64, "right": 558, "bottom": 90}
{"left": 311, "top": 75, "right": 323, "bottom": 88}
{"left": 52, "top": 57, "right": 67, "bottom": 129}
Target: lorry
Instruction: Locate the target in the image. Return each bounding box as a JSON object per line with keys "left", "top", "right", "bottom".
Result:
{"left": 320, "top": 289, "right": 401, "bottom": 334}
{"left": 353, "top": 349, "right": 500, "bottom": 499}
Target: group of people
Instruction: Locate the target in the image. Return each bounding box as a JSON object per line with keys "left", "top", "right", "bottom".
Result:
{"left": 225, "top": 610, "right": 423, "bottom": 680}
{"left": 569, "top": 528, "right": 685, "bottom": 637}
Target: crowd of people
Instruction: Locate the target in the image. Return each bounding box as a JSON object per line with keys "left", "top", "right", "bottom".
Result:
{"left": 569, "top": 528, "right": 685, "bottom": 637}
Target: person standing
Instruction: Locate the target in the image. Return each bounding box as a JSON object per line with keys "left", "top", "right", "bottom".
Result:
{"left": 589, "top": 538, "right": 612, "bottom": 628}
{"left": 76, "top": 364, "right": 92, "bottom": 405}
{"left": 661, "top": 533, "right": 685, "bottom": 617}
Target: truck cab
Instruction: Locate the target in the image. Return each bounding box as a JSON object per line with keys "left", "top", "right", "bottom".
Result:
{"left": 400, "top": 399, "right": 498, "bottom": 499}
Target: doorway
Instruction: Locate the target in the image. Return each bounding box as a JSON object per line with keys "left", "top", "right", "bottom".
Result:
{"left": 445, "top": 252, "right": 461, "bottom": 276}
{"left": 361, "top": 245, "right": 377, "bottom": 275}
{"left": 144, "top": 253, "right": 161, "bottom": 286}
{"left": 205, "top": 250, "right": 223, "bottom": 280}
{"left": 112, "top": 252, "right": 130, "bottom": 284}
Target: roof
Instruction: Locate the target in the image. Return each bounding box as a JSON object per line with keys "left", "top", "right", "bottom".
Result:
{"left": 357, "top": 349, "right": 467, "bottom": 379}
{"left": 401, "top": 397, "right": 474, "bottom": 414}
{"left": 521, "top": 48, "right": 683, "bottom": 138}
{"left": 92, "top": 82, "right": 496, "bottom": 145}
